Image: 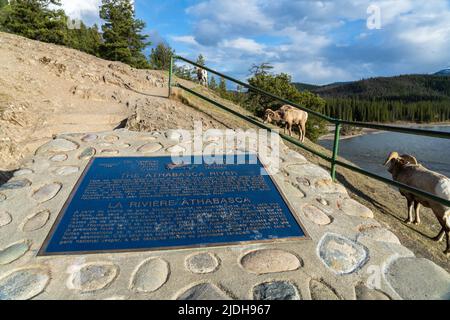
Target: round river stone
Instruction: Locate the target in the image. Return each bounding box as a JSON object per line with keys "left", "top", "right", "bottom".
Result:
{"left": 69, "top": 263, "right": 119, "bottom": 292}
{"left": 240, "top": 249, "right": 301, "bottom": 275}
{"left": 130, "top": 258, "right": 169, "bottom": 293}
{"left": 253, "top": 281, "right": 300, "bottom": 300}
{"left": 385, "top": 257, "right": 450, "bottom": 300}
{"left": 185, "top": 253, "right": 219, "bottom": 274}
{"left": 0, "top": 211, "right": 12, "bottom": 227}
{"left": 0, "top": 241, "right": 30, "bottom": 265}
{"left": 0, "top": 268, "right": 50, "bottom": 300}
{"left": 177, "top": 283, "right": 232, "bottom": 300}
{"left": 318, "top": 233, "right": 368, "bottom": 275}
{"left": 22, "top": 210, "right": 50, "bottom": 232}
{"left": 32, "top": 183, "right": 62, "bottom": 203}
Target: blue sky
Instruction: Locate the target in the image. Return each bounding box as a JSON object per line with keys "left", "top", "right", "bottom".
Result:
{"left": 61, "top": 0, "right": 450, "bottom": 85}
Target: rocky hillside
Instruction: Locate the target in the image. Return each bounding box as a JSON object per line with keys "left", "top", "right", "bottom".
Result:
{"left": 0, "top": 32, "right": 226, "bottom": 175}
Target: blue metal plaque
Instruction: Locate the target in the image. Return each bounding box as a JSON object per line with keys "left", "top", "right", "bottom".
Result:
{"left": 40, "top": 155, "right": 307, "bottom": 255}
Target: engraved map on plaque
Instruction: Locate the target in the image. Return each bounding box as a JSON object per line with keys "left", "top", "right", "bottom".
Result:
{"left": 40, "top": 155, "right": 307, "bottom": 255}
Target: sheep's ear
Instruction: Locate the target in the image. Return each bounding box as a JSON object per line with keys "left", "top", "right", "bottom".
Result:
{"left": 401, "top": 154, "right": 418, "bottom": 165}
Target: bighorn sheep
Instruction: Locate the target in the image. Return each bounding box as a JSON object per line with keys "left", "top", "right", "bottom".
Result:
{"left": 196, "top": 67, "right": 208, "bottom": 87}
{"left": 263, "top": 105, "right": 308, "bottom": 142}
{"left": 384, "top": 151, "right": 450, "bottom": 256}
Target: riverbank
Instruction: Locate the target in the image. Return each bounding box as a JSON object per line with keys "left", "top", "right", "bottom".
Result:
{"left": 319, "top": 121, "right": 450, "bottom": 141}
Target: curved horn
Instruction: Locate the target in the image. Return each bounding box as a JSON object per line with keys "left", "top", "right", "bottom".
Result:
{"left": 400, "top": 154, "right": 418, "bottom": 165}
{"left": 383, "top": 151, "right": 399, "bottom": 166}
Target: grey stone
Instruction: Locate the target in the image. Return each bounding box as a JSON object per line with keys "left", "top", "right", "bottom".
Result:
{"left": 78, "top": 147, "right": 96, "bottom": 160}
{"left": 338, "top": 198, "right": 373, "bottom": 218}
{"left": 101, "top": 149, "right": 119, "bottom": 155}
{"left": 22, "top": 210, "right": 50, "bottom": 232}
{"left": 50, "top": 154, "right": 68, "bottom": 162}
{"left": 165, "top": 130, "right": 182, "bottom": 141}
{"left": 137, "top": 143, "right": 162, "bottom": 153}
{"left": 185, "top": 253, "right": 219, "bottom": 274}
{"left": 0, "top": 241, "right": 30, "bottom": 265}
{"left": 284, "top": 150, "right": 308, "bottom": 163}
{"left": 0, "top": 211, "right": 12, "bottom": 227}
{"left": 81, "top": 134, "right": 98, "bottom": 142}
{"left": 177, "top": 283, "right": 232, "bottom": 300}
{"left": 385, "top": 257, "right": 450, "bottom": 300}
{"left": 309, "top": 279, "right": 340, "bottom": 300}
{"left": 13, "top": 169, "right": 34, "bottom": 177}
{"left": 287, "top": 164, "right": 331, "bottom": 180}
{"left": 130, "top": 258, "right": 169, "bottom": 293}
{"left": 53, "top": 166, "right": 79, "bottom": 176}
{"left": 318, "top": 233, "right": 368, "bottom": 275}
{"left": 0, "top": 193, "right": 5, "bottom": 202}
{"left": 317, "top": 198, "right": 329, "bottom": 206}
{"left": 69, "top": 263, "right": 119, "bottom": 292}
{"left": 0, "top": 268, "right": 50, "bottom": 300}
{"left": 167, "top": 145, "right": 186, "bottom": 153}
{"left": 240, "top": 249, "right": 301, "bottom": 275}
{"left": 36, "top": 138, "right": 79, "bottom": 155}
{"left": 357, "top": 227, "right": 400, "bottom": 245}
{"left": 355, "top": 283, "right": 390, "bottom": 300}
{"left": 253, "top": 281, "right": 300, "bottom": 300}
{"left": 103, "top": 135, "right": 119, "bottom": 142}
{"left": 0, "top": 179, "right": 31, "bottom": 190}
{"left": 116, "top": 143, "right": 131, "bottom": 149}
{"left": 32, "top": 183, "right": 62, "bottom": 203}
{"left": 303, "top": 205, "right": 332, "bottom": 225}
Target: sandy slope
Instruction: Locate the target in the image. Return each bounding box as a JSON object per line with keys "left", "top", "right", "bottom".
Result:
{"left": 0, "top": 32, "right": 224, "bottom": 173}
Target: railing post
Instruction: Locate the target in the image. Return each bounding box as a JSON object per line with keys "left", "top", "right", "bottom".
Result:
{"left": 331, "top": 122, "right": 341, "bottom": 181}
{"left": 168, "top": 55, "right": 174, "bottom": 98}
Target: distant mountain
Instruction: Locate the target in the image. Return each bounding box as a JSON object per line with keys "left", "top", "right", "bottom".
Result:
{"left": 292, "top": 82, "right": 321, "bottom": 92}
{"left": 294, "top": 74, "right": 450, "bottom": 101}
{"left": 293, "top": 74, "right": 450, "bottom": 123}
{"left": 434, "top": 68, "right": 450, "bottom": 76}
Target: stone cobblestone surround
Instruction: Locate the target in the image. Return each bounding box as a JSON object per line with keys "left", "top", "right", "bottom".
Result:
{"left": 0, "top": 129, "right": 449, "bottom": 300}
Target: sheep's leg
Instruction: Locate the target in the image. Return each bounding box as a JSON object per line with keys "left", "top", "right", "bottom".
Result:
{"left": 413, "top": 202, "right": 421, "bottom": 225}
{"left": 298, "top": 124, "right": 303, "bottom": 141}
{"left": 444, "top": 231, "right": 450, "bottom": 256}
{"left": 301, "top": 121, "right": 306, "bottom": 143}
{"left": 405, "top": 199, "right": 414, "bottom": 224}
{"left": 432, "top": 228, "right": 445, "bottom": 242}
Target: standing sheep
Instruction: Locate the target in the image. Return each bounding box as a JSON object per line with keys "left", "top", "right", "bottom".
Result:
{"left": 196, "top": 67, "right": 208, "bottom": 87}
{"left": 263, "top": 105, "right": 308, "bottom": 142}
{"left": 384, "top": 151, "right": 450, "bottom": 256}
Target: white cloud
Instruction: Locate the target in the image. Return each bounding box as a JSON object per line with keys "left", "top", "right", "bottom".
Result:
{"left": 177, "top": 0, "right": 450, "bottom": 84}
{"left": 171, "top": 35, "right": 199, "bottom": 46}
{"left": 60, "top": 0, "right": 102, "bottom": 26}
{"left": 221, "top": 38, "right": 266, "bottom": 54}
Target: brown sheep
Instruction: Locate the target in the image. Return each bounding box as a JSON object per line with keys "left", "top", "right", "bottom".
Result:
{"left": 263, "top": 105, "right": 308, "bottom": 142}
{"left": 384, "top": 151, "right": 450, "bottom": 256}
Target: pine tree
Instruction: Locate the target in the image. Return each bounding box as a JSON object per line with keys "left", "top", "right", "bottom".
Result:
{"left": 100, "top": 0, "right": 150, "bottom": 69}
{"left": 209, "top": 75, "right": 217, "bottom": 90}
{"left": 196, "top": 54, "right": 205, "bottom": 66}
{"left": 3, "top": 0, "right": 67, "bottom": 44}
{"left": 149, "top": 42, "right": 174, "bottom": 71}
{"left": 66, "top": 22, "right": 102, "bottom": 57}
{"left": 218, "top": 77, "right": 227, "bottom": 98}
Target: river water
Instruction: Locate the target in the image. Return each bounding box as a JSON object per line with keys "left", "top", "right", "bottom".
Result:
{"left": 318, "top": 125, "right": 450, "bottom": 179}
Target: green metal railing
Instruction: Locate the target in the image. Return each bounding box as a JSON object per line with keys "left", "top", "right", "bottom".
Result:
{"left": 169, "top": 55, "right": 450, "bottom": 208}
